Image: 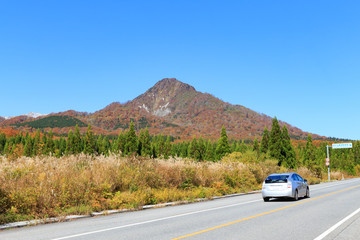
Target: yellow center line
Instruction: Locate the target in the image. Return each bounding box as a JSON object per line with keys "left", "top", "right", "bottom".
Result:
{"left": 172, "top": 185, "right": 360, "bottom": 240}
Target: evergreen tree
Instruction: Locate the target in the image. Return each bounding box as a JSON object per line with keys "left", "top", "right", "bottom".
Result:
{"left": 281, "top": 125, "right": 297, "bottom": 168}
{"left": 22, "top": 133, "right": 28, "bottom": 145}
{"left": 102, "top": 136, "right": 110, "bottom": 156}
{"left": 117, "top": 131, "right": 126, "bottom": 155}
{"left": 260, "top": 126, "right": 270, "bottom": 154}
{"left": 303, "top": 134, "right": 316, "bottom": 169}
{"left": 15, "top": 134, "right": 22, "bottom": 144}
{"left": 3, "top": 142, "right": 9, "bottom": 155}
{"left": 84, "top": 125, "right": 95, "bottom": 155}
{"left": 216, "top": 125, "right": 231, "bottom": 159}
{"left": 33, "top": 129, "right": 41, "bottom": 156}
{"left": 59, "top": 137, "right": 66, "bottom": 156}
{"left": 163, "top": 136, "right": 172, "bottom": 159}
{"left": 156, "top": 134, "right": 165, "bottom": 157}
{"left": 66, "top": 129, "right": 75, "bottom": 155}
{"left": 0, "top": 133, "right": 7, "bottom": 154}
{"left": 180, "top": 142, "right": 189, "bottom": 158}
{"left": 269, "top": 117, "right": 283, "bottom": 164}
{"left": 113, "top": 132, "right": 125, "bottom": 155}
{"left": 125, "top": 121, "right": 138, "bottom": 155}
{"left": 111, "top": 136, "right": 118, "bottom": 154}
{"left": 189, "top": 136, "right": 199, "bottom": 160}
{"left": 73, "top": 125, "right": 82, "bottom": 154}
{"left": 204, "top": 140, "right": 215, "bottom": 161}
{"left": 141, "top": 127, "right": 152, "bottom": 157}
{"left": 55, "top": 138, "right": 60, "bottom": 152}
{"left": 23, "top": 134, "right": 33, "bottom": 157}
{"left": 171, "top": 143, "right": 178, "bottom": 158}
{"left": 151, "top": 144, "right": 157, "bottom": 159}
{"left": 46, "top": 129, "right": 55, "bottom": 155}
{"left": 8, "top": 143, "right": 15, "bottom": 157}
{"left": 253, "top": 138, "right": 260, "bottom": 154}
{"left": 314, "top": 143, "right": 327, "bottom": 177}
{"left": 137, "top": 129, "right": 144, "bottom": 156}
{"left": 97, "top": 134, "right": 104, "bottom": 155}
{"left": 197, "top": 136, "right": 206, "bottom": 161}
{"left": 41, "top": 132, "right": 49, "bottom": 155}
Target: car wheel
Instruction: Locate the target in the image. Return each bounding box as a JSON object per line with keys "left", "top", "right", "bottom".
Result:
{"left": 305, "top": 187, "right": 310, "bottom": 198}
{"left": 263, "top": 197, "right": 270, "bottom": 202}
{"left": 293, "top": 190, "right": 299, "bottom": 201}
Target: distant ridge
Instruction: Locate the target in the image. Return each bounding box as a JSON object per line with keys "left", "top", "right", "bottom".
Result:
{"left": 2, "top": 112, "right": 47, "bottom": 120}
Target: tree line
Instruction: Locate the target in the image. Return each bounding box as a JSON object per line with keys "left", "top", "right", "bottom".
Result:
{"left": 0, "top": 123, "right": 234, "bottom": 161}
{"left": 1, "top": 119, "right": 360, "bottom": 175}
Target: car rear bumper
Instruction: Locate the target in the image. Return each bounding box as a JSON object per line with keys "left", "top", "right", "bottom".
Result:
{"left": 261, "top": 188, "right": 293, "bottom": 198}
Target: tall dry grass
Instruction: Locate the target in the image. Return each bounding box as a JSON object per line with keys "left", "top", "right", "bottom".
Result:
{"left": 0, "top": 153, "right": 326, "bottom": 224}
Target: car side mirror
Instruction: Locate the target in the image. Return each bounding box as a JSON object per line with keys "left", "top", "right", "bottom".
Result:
{"left": 304, "top": 179, "right": 308, "bottom": 182}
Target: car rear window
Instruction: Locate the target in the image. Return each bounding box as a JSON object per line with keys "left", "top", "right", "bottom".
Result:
{"left": 265, "top": 175, "right": 289, "bottom": 183}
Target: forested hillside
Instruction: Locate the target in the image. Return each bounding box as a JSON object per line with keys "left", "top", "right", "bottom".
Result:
{"left": 14, "top": 116, "right": 87, "bottom": 129}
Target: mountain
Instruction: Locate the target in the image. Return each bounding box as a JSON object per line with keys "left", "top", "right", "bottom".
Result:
{"left": 86, "top": 78, "right": 323, "bottom": 140}
{"left": 0, "top": 78, "right": 324, "bottom": 140}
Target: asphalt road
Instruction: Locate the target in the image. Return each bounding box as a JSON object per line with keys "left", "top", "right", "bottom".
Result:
{"left": 1, "top": 178, "right": 360, "bottom": 240}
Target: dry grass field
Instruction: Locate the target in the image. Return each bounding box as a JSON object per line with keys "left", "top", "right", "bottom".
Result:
{"left": 0, "top": 153, "right": 346, "bottom": 224}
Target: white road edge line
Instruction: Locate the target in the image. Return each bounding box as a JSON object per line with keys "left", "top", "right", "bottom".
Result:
{"left": 52, "top": 199, "right": 261, "bottom": 240}
{"left": 314, "top": 207, "right": 360, "bottom": 240}
{"left": 310, "top": 179, "right": 360, "bottom": 191}
{"left": 311, "top": 179, "right": 360, "bottom": 192}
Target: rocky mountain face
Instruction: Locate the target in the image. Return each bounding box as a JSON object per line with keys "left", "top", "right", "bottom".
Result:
{"left": 130, "top": 78, "right": 197, "bottom": 117}
{"left": 1, "top": 78, "right": 324, "bottom": 140}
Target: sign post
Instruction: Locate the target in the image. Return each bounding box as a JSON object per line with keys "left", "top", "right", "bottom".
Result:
{"left": 326, "top": 146, "right": 331, "bottom": 181}
{"left": 326, "top": 143, "right": 352, "bottom": 181}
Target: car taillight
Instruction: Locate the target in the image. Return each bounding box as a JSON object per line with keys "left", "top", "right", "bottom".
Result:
{"left": 287, "top": 182, "right": 292, "bottom": 188}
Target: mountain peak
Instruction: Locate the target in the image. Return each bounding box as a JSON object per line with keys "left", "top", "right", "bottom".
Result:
{"left": 131, "top": 78, "right": 197, "bottom": 117}
{"left": 152, "top": 78, "right": 196, "bottom": 93}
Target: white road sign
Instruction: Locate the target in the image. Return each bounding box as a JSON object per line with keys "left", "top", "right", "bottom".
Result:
{"left": 332, "top": 143, "right": 353, "bottom": 149}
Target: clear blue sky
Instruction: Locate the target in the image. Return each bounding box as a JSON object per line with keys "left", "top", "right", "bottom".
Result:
{"left": 1, "top": 1, "right": 359, "bottom": 140}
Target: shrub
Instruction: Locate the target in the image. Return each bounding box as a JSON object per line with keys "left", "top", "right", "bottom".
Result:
{"left": 355, "top": 165, "right": 360, "bottom": 176}
{"left": 221, "top": 150, "right": 260, "bottom": 164}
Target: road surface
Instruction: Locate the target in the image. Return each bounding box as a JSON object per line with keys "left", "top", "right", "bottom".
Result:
{"left": 1, "top": 178, "right": 360, "bottom": 240}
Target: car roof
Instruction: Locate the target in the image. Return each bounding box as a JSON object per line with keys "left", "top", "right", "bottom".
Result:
{"left": 268, "top": 173, "right": 295, "bottom": 176}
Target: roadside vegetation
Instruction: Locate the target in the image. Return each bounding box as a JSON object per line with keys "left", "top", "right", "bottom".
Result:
{"left": 1, "top": 118, "right": 359, "bottom": 224}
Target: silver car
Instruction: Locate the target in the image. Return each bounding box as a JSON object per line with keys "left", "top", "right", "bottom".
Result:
{"left": 261, "top": 173, "right": 310, "bottom": 202}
